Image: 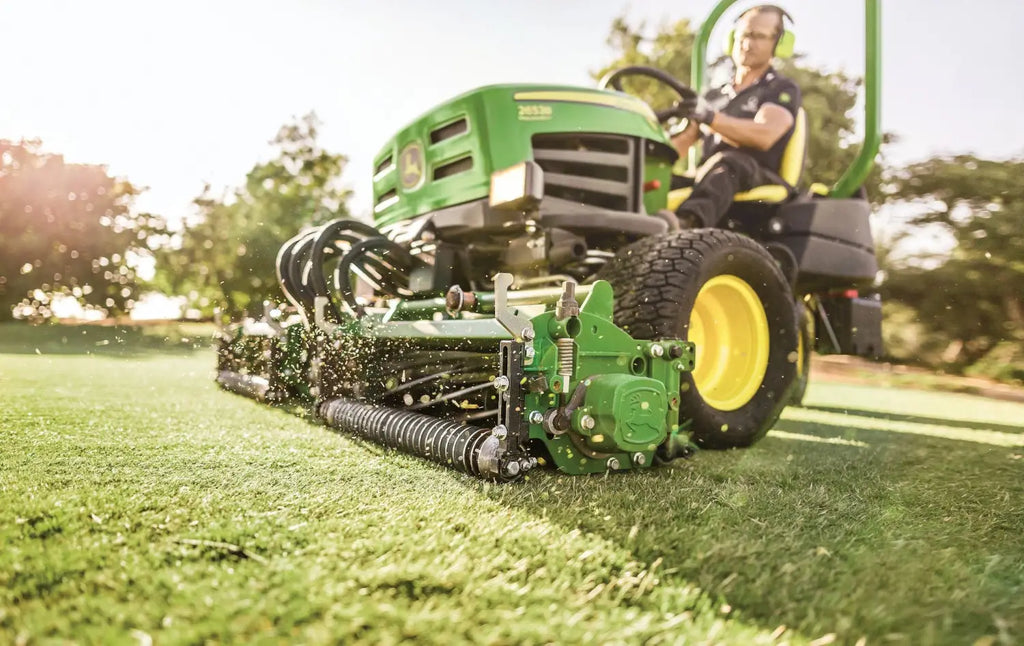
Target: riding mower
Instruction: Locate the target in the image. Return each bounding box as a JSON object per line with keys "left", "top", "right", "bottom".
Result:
{"left": 216, "top": 0, "right": 883, "bottom": 481}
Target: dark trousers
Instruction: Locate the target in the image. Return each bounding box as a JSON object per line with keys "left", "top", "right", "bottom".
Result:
{"left": 674, "top": 151, "right": 779, "bottom": 228}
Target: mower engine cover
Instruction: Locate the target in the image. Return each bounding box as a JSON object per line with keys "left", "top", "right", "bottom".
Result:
{"left": 370, "top": 84, "right": 678, "bottom": 227}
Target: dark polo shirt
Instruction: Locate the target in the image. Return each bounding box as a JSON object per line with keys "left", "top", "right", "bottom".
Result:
{"left": 701, "top": 67, "right": 801, "bottom": 173}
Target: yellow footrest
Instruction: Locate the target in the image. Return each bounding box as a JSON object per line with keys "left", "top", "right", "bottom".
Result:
{"left": 667, "top": 184, "right": 791, "bottom": 211}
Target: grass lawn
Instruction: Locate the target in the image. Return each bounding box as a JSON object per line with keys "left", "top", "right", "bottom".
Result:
{"left": 1, "top": 323, "right": 1022, "bottom": 645}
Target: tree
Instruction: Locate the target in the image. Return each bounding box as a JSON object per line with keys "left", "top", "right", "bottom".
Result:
{"left": 595, "top": 17, "right": 875, "bottom": 191}
{"left": 0, "top": 140, "right": 148, "bottom": 321}
{"left": 154, "top": 113, "right": 352, "bottom": 317}
{"left": 880, "top": 156, "right": 1024, "bottom": 380}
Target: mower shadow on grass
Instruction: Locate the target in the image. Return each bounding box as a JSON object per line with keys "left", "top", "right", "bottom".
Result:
{"left": 0, "top": 322, "right": 214, "bottom": 358}
{"left": 480, "top": 407, "right": 1023, "bottom": 644}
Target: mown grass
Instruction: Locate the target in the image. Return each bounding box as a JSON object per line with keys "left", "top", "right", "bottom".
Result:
{"left": 1, "top": 322, "right": 1021, "bottom": 645}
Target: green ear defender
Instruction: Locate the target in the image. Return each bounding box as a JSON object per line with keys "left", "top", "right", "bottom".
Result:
{"left": 723, "top": 4, "right": 796, "bottom": 59}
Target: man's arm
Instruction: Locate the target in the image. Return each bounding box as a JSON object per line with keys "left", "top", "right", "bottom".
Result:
{"left": 706, "top": 103, "right": 794, "bottom": 151}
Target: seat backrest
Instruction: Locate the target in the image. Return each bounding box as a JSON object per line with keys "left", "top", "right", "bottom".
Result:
{"left": 778, "top": 107, "right": 807, "bottom": 187}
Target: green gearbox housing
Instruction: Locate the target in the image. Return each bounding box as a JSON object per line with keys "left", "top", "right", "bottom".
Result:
{"left": 520, "top": 281, "right": 694, "bottom": 474}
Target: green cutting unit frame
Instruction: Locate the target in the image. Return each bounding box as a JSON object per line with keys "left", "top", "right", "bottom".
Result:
{"left": 217, "top": 0, "right": 883, "bottom": 481}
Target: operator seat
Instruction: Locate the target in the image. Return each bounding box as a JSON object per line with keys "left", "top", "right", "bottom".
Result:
{"left": 666, "top": 107, "right": 808, "bottom": 210}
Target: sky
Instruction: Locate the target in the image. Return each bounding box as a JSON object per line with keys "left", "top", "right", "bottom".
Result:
{"left": 3, "top": 0, "right": 1023, "bottom": 222}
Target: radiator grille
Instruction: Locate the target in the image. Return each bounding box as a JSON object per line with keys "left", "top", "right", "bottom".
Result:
{"left": 531, "top": 133, "right": 636, "bottom": 211}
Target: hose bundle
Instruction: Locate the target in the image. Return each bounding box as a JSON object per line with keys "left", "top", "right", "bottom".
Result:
{"left": 275, "top": 219, "right": 422, "bottom": 320}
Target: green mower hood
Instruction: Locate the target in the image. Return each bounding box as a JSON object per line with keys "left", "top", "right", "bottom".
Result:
{"left": 370, "top": 84, "right": 676, "bottom": 228}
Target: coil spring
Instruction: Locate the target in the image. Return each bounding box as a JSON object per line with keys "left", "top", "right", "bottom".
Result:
{"left": 556, "top": 338, "right": 575, "bottom": 380}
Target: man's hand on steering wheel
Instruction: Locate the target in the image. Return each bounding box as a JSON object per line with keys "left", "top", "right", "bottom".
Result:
{"left": 684, "top": 97, "right": 717, "bottom": 126}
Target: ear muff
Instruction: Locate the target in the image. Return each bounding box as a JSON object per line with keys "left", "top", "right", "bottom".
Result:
{"left": 723, "top": 27, "right": 796, "bottom": 59}
{"left": 774, "top": 29, "right": 795, "bottom": 58}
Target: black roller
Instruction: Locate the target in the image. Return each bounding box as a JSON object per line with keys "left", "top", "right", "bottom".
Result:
{"left": 217, "top": 370, "right": 272, "bottom": 402}
{"left": 318, "top": 397, "right": 511, "bottom": 480}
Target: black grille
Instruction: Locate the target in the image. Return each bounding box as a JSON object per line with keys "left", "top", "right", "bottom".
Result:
{"left": 433, "top": 156, "right": 473, "bottom": 180}
{"left": 430, "top": 118, "right": 469, "bottom": 144}
{"left": 376, "top": 188, "right": 397, "bottom": 207}
{"left": 375, "top": 154, "right": 393, "bottom": 176}
{"left": 531, "top": 133, "right": 636, "bottom": 211}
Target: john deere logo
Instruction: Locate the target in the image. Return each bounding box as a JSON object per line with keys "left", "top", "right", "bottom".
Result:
{"left": 399, "top": 142, "right": 425, "bottom": 190}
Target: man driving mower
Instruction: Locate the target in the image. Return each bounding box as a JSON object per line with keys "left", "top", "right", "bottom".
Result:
{"left": 671, "top": 4, "right": 802, "bottom": 228}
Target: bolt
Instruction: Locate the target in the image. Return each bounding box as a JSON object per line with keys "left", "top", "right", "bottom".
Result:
{"left": 503, "top": 460, "right": 521, "bottom": 477}
{"left": 521, "top": 327, "right": 536, "bottom": 341}
{"left": 492, "top": 424, "right": 508, "bottom": 440}
{"left": 524, "top": 346, "right": 536, "bottom": 364}
{"left": 669, "top": 344, "right": 684, "bottom": 358}
{"left": 580, "top": 414, "right": 596, "bottom": 431}
{"left": 649, "top": 344, "right": 665, "bottom": 358}
{"left": 493, "top": 375, "right": 510, "bottom": 392}
{"left": 519, "top": 457, "right": 537, "bottom": 472}
{"left": 528, "top": 410, "right": 544, "bottom": 425}
{"left": 606, "top": 457, "right": 620, "bottom": 470}
{"left": 673, "top": 361, "right": 685, "bottom": 371}
{"left": 632, "top": 452, "right": 647, "bottom": 466}
{"left": 444, "top": 285, "right": 464, "bottom": 314}
{"left": 555, "top": 281, "right": 580, "bottom": 320}
{"left": 543, "top": 408, "right": 571, "bottom": 435}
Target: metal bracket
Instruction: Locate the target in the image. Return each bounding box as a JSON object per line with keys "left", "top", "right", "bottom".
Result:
{"left": 263, "top": 301, "right": 286, "bottom": 335}
{"left": 313, "top": 297, "right": 340, "bottom": 335}
{"left": 812, "top": 295, "right": 842, "bottom": 354}
{"left": 492, "top": 273, "right": 535, "bottom": 342}
{"left": 496, "top": 341, "right": 527, "bottom": 449}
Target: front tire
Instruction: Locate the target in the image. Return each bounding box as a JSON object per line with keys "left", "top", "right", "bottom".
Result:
{"left": 597, "top": 229, "right": 798, "bottom": 449}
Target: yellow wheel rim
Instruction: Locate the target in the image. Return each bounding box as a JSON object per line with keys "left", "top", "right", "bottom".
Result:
{"left": 688, "top": 275, "right": 770, "bottom": 411}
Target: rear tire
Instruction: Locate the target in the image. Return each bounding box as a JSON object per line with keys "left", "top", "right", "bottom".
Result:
{"left": 789, "top": 299, "right": 815, "bottom": 406}
{"left": 596, "top": 229, "right": 798, "bottom": 449}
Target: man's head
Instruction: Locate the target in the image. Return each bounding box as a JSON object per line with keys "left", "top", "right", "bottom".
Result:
{"left": 731, "top": 5, "right": 788, "bottom": 69}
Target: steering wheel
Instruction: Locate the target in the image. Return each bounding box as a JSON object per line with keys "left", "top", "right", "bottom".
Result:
{"left": 598, "top": 65, "right": 698, "bottom": 124}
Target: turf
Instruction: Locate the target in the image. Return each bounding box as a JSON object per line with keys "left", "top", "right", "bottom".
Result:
{"left": 1, "top": 323, "right": 1021, "bottom": 645}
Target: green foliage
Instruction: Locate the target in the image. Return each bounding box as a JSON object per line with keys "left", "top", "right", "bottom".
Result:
{"left": 594, "top": 17, "right": 875, "bottom": 190}
{"left": 597, "top": 18, "right": 699, "bottom": 108}
{"left": 155, "top": 113, "right": 351, "bottom": 317}
{"left": 0, "top": 140, "right": 148, "bottom": 320}
{"left": 2, "top": 327, "right": 1023, "bottom": 643}
{"left": 881, "top": 156, "right": 1024, "bottom": 380}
